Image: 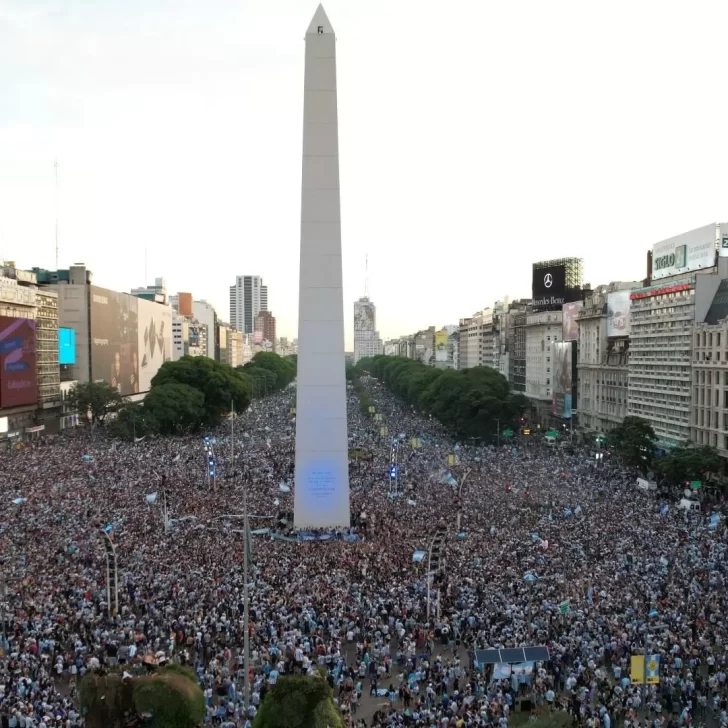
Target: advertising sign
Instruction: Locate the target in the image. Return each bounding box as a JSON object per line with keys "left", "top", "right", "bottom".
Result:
{"left": 0, "top": 317, "right": 37, "bottom": 408}
{"left": 58, "top": 327, "right": 77, "bottom": 365}
{"left": 552, "top": 341, "right": 573, "bottom": 419}
{"left": 651, "top": 224, "right": 716, "bottom": 280}
{"left": 562, "top": 301, "right": 583, "bottom": 341}
{"left": 435, "top": 330, "right": 448, "bottom": 362}
{"left": 607, "top": 290, "right": 632, "bottom": 337}
{"left": 90, "top": 286, "right": 139, "bottom": 395}
{"left": 532, "top": 265, "right": 581, "bottom": 311}
{"left": 137, "top": 298, "right": 172, "bottom": 391}
{"left": 533, "top": 265, "right": 566, "bottom": 299}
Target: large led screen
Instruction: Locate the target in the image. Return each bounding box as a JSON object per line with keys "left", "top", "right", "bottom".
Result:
{"left": 59, "top": 327, "right": 77, "bottom": 365}
{"left": 0, "top": 317, "right": 37, "bottom": 408}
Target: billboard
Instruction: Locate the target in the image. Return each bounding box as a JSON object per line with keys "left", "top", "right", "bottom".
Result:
{"left": 137, "top": 299, "right": 173, "bottom": 391}
{"left": 59, "top": 327, "right": 77, "bottom": 365}
{"left": 562, "top": 301, "right": 583, "bottom": 341}
{"left": 552, "top": 341, "right": 573, "bottom": 419}
{"left": 0, "top": 317, "right": 37, "bottom": 408}
{"left": 435, "top": 330, "right": 448, "bottom": 362}
{"left": 532, "top": 264, "right": 581, "bottom": 311}
{"left": 90, "top": 286, "right": 139, "bottom": 396}
{"left": 651, "top": 225, "right": 716, "bottom": 280}
{"left": 607, "top": 290, "right": 632, "bottom": 337}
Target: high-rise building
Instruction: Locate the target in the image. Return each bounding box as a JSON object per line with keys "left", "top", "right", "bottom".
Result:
{"left": 254, "top": 311, "right": 277, "bottom": 349}
{"left": 628, "top": 224, "right": 725, "bottom": 449}
{"left": 353, "top": 297, "right": 383, "bottom": 364}
{"left": 229, "top": 276, "right": 267, "bottom": 334}
{"left": 192, "top": 300, "right": 217, "bottom": 359}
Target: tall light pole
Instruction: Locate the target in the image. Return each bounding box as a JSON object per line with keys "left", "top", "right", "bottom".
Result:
{"left": 100, "top": 529, "right": 119, "bottom": 617}
{"left": 456, "top": 469, "right": 472, "bottom": 532}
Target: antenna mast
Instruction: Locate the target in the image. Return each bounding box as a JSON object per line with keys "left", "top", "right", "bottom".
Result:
{"left": 54, "top": 160, "right": 59, "bottom": 270}
{"left": 365, "top": 253, "right": 369, "bottom": 297}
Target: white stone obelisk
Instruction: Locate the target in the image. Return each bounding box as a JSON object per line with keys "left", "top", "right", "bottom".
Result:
{"left": 294, "top": 4, "right": 350, "bottom": 529}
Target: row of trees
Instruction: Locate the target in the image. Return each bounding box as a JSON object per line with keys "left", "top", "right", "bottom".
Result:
{"left": 68, "top": 352, "right": 296, "bottom": 440}
{"left": 608, "top": 416, "right": 722, "bottom": 485}
{"left": 355, "top": 355, "right": 528, "bottom": 439}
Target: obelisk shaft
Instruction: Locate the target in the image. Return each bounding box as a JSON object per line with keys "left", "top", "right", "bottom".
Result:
{"left": 294, "top": 5, "right": 350, "bottom": 529}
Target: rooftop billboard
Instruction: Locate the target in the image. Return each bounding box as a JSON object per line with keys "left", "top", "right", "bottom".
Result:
{"left": 607, "top": 290, "right": 632, "bottom": 337}
{"left": 651, "top": 224, "right": 716, "bottom": 280}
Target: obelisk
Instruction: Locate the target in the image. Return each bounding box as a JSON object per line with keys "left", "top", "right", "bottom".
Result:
{"left": 294, "top": 4, "right": 350, "bottom": 529}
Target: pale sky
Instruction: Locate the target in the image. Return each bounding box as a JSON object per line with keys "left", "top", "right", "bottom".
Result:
{"left": 1, "top": 0, "right": 727, "bottom": 348}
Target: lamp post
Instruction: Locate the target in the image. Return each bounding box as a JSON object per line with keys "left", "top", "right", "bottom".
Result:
{"left": 456, "top": 469, "right": 472, "bottom": 532}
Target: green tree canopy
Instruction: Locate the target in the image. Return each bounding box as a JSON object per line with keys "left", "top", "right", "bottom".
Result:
{"left": 253, "top": 675, "right": 345, "bottom": 728}
{"left": 355, "top": 355, "right": 527, "bottom": 439}
{"left": 609, "top": 416, "right": 656, "bottom": 473}
{"left": 151, "top": 356, "right": 251, "bottom": 425}
{"left": 653, "top": 445, "right": 722, "bottom": 485}
{"left": 108, "top": 401, "right": 155, "bottom": 441}
{"left": 79, "top": 664, "right": 204, "bottom": 728}
{"left": 68, "top": 381, "right": 124, "bottom": 425}
{"left": 142, "top": 382, "right": 206, "bottom": 435}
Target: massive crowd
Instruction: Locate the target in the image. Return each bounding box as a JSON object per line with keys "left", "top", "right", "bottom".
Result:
{"left": 1, "top": 376, "right": 727, "bottom": 728}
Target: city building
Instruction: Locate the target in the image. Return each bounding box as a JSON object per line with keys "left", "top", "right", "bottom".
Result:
{"left": 628, "top": 224, "right": 726, "bottom": 448}
{"left": 433, "top": 326, "right": 458, "bottom": 369}
{"left": 230, "top": 275, "right": 268, "bottom": 334}
{"left": 229, "top": 329, "right": 244, "bottom": 367}
{"left": 577, "top": 282, "right": 639, "bottom": 434}
{"left": 353, "top": 297, "right": 383, "bottom": 364}
{"left": 532, "top": 258, "right": 584, "bottom": 312}
{"left": 0, "top": 263, "right": 62, "bottom": 435}
{"left": 131, "top": 278, "right": 168, "bottom": 304}
{"left": 254, "top": 311, "right": 277, "bottom": 349}
{"left": 510, "top": 311, "right": 527, "bottom": 393}
{"left": 525, "top": 309, "right": 563, "bottom": 407}
{"left": 192, "top": 300, "right": 217, "bottom": 359}
{"left": 458, "top": 309, "right": 492, "bottom": 370}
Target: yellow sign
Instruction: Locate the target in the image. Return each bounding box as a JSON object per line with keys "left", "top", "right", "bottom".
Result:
{"left": 435, "top": 330, "right": 448, "bottom": 351}
{"left": 448, "top": 454, "right": 455, "bottom": 466}
{"left": 380, "top": 426, "right": 388, "bottom": 436}
{"left": 630, "top": 655, "right": 644, "bottom": 684}
{"left": 368, "top": 406, "right": 375, "bottom": 414}
{"left": 411, "top": 437, "right": 420, "bottom": 448}
{"left": 375, "top": 413, "right": 382, "bottom": 422}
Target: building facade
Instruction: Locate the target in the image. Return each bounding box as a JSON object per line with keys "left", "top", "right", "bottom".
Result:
{"left": 230, "top": 275, "right": 268, "bottom": 334}
{"left": 628, "top": 274, "right": 722, "bottom": 448}
{"left": 691, "top": 320, "right": 728, "bottom": 452}
{"left": 510, "top": 311, "right": 527, "bottom": 393}
{"left": 458, "top": 309, "right": 493, "bottom": 370}
{"left": 525, "top": 310, "right": 563, "bottom": 403}
{"left": 353, "top": 297, "right": 383, "bottom": 364}
{"left": 192, "top": 300, "right": 217, "bottom": 359}
{"left": 254, "top": 311, "right": 277, "bottom": 349}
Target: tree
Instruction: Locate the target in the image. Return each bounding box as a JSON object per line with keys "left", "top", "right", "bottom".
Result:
{"left": 108, "top": 401, "right": 155, "bottom": 441}
{"left": 143, "top": 383, "right": 206, "bottom": 435}
{"left": 609, "top": 416, "right": 656, "bottom": 473}
{"left": 68, "top": 381, "right": 124, "bottom": 425}
{"left": 79, "top": 664, "right": 204, "bottom": 728}
{"left": 253, "top": 675, "right": 345, "bottom": 728}
{"left": 356, "top": 355, "right": 526, "bottom": 440}
{"left": 654, "top": 445, "right": 722, "bottom": 486}
{"left": 151, "top": 356, "right": 251, "bottom": 426}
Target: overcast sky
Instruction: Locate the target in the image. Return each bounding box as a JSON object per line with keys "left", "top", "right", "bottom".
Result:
{"left": 1, "top": 0, "right": 727, "bottom": 348}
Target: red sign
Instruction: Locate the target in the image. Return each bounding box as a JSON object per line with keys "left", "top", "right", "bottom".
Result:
{"left": 630, "top": 282, "right": 692, "bottom": 300}
{"left": 0, "top": 317, "right": 37, "bottom": 408}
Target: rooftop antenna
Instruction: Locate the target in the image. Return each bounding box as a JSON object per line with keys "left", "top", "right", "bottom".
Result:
{"left": 365, "top": 253, "right": 369, "bottom": 297}
{"left": 54, "top": 160, "right": 59, "bottom": 270}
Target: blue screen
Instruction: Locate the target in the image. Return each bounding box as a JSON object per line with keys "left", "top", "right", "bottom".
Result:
{"left": 59, "top": 327, "right": 76, "bottom": 365}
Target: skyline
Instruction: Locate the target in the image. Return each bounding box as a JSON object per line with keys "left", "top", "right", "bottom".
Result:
{"left": 2, "top": 0, "right": 728, "bottom": 348}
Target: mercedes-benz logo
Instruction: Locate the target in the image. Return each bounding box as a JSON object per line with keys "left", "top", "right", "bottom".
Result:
{"left": 544, "top": 273, "right": 553, "bottom": 289}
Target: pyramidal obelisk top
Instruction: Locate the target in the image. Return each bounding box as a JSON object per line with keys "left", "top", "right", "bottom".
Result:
{"left": 306, "top": 4, "right": 334, "bottom": 35}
